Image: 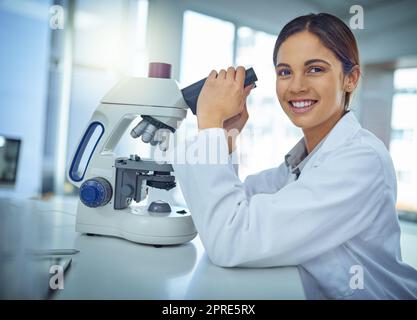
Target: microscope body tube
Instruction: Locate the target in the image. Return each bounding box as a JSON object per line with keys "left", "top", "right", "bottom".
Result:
{"left": 181, "top": 67, "right": 258, "bottom": 115}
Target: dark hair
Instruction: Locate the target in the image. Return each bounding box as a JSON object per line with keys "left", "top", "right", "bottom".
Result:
{"left": 273, "top": 13, "right": 360, "bottom": 109}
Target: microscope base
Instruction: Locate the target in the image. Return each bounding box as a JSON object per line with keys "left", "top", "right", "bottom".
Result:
{"left": 75, "top": 202, "right": 198, "bottom": 246}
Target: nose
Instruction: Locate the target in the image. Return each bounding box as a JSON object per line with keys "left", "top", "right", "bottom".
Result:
{"left": 288, "top": 73, "right": 308, "bottom": 94}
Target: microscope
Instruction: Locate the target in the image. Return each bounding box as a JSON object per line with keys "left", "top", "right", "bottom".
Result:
{"left": 67, "top": 62, "right": 257, "bottom": 246}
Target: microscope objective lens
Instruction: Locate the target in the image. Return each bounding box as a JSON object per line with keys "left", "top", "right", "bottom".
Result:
{"left": 130, "top": 119, "right": 148, "bottom": 138}
{"left": 142, "top": 123, "right": 158, "bottom": 143}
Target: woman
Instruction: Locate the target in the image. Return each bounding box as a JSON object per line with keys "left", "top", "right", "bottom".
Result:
{"left": 172, "top": 13, "right": 417, "bottom": 299}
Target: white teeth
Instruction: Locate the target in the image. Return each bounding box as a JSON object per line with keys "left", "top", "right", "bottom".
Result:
{"left": 290, "top": 100, "right": 316, "bottom": 108}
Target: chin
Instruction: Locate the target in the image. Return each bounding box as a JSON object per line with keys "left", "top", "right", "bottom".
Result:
{"left": 290, "top": 118, "right": 315, "bottom": 130}
{"left": 284, "top": 109, "right": 317, "bottom": 129}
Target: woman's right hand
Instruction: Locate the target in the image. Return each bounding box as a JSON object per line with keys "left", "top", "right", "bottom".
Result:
{"left": 197, "top": 67, "right": 248, "bottom": 129}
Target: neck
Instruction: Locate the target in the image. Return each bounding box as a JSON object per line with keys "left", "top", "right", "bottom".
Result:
{"left": 303, "top": 109, "right": 347, "bottom": 154}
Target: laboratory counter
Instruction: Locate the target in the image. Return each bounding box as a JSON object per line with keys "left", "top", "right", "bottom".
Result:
{"left": 0, "top": 196, "right": 305, "bottom": 299}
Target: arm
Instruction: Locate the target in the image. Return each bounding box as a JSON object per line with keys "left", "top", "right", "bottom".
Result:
{"left": 173, "top": 128, "right": 385, "bottom": 268}
{"left": 228, "top": 150, "right": 290, "bottom": 198}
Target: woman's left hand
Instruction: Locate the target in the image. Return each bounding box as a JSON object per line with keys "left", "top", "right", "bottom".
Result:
{"left": 223, "top": 104, "right": 250, "bottom": 154}
{"left": 197, "top": 66, "right": 247, "bottom": 130}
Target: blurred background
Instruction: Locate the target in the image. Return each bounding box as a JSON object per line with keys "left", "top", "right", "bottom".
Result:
{"left": 1, "top": 0, "right": 417, "bottom": 221}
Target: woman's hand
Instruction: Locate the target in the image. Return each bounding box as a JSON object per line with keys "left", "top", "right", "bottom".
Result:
{"left": 223, "top": 105, "right": 249, "bottom": 132}
{"left": 223, "top": 105, "right": 249, "bottom": 154}
{"left": 197, "top": 66, "right": 247, "bottom": 130}
{"left": 223, "top": 85, "right": 253, "bottom": 133}
{"left": 223, "top": 85, "right": 254, "bottom": 154}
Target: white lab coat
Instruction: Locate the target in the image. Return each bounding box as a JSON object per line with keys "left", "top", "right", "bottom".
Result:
{"left": 171, "top": 111, "right": 417, "bottom": 299}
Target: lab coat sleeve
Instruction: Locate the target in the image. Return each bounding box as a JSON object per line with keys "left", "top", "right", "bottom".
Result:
{"left": 172, "top": 128, "right": 386, "bottom": 268}
{"left": 228, "top": 151, "right": 290, "bottom": 198}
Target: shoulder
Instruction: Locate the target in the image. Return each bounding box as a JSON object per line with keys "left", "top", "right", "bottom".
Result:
{"left": 355, "top": 128, "right": 397, "bottom": 188}
{"left": 318, "top": 127, "right": 396, "bottom": 188}
{"left": 355, "top": 128, "right": 396, "bottom": 178}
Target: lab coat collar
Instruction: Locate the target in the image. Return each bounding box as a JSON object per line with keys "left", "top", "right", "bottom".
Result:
{"left": 318, "top": 110, "right": 361, "bottom": 154}
{"left": 285, "top": 138, "right": 307, "bottom": 169}
{"left": 284, "top": 111, "right": 361, "bottom": 169}
{"left": 284, "top": 134, "right": 326, "bottom": 175}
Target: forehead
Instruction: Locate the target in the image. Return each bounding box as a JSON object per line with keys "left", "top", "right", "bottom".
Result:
{"left": 276, "top": 31, "right": 338, "bottom": 65}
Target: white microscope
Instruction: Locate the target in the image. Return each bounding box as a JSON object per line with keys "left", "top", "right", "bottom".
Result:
{"left": 67, "top": 62, "right": 257, "bottom": 246}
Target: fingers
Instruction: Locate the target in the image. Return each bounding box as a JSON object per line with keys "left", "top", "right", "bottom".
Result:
{"left": 235, "top": 66, "right": 245, "bottom": 85}
{"left": 226, "top": 66, "right": 235, "bottom": 81}
{"left": 243, "top": 83, "right": 254, "bottom": 97}
{"left": 213, "top": 66, "right": 246, "bottom": 83}
{"left": 208, "top": 69, "right": 218, "bottom": 80}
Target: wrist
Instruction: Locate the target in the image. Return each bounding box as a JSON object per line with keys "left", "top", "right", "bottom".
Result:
{"left": 197, "top": 114, "right": 224, "bottom": 130}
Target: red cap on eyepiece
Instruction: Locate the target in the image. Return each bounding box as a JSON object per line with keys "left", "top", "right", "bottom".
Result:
{"left": 148, "top": 62, "right": 172, "bottom": 79}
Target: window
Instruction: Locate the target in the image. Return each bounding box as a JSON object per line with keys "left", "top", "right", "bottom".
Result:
{"left": 180, "top": 10, "right": 235, "bottom": 137}
{"left": 180, "top": 11, "right": 235, "bottom": 87}
{"left": 390, "top": 67, "right": 417, "bottom": 213}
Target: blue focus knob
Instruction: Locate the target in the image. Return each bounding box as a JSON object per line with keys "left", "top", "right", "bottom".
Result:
{"left": 79, "top": 177, "right": 112, "bottom": 208}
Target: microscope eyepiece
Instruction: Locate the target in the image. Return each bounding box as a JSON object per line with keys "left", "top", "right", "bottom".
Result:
{"left": 181, "top": 67, "right": 258, "bottom": 115}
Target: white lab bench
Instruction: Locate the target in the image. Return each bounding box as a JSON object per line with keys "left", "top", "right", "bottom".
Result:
{"left": 0, "top": 196, "right": 305, "bottom": 299}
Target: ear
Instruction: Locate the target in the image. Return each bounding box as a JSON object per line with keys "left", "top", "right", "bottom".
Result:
{"left": 344, "top": 65, "right": 361, "bottom": 92}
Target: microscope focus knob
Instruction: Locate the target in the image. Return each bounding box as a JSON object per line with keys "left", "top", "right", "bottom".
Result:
{"left": 79, "top": 177, "right": 112, "bottom": 208}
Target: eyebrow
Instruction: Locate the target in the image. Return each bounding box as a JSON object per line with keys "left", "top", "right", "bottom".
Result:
{"left": 276, "top": 59, "right": 331, "bottom": 68}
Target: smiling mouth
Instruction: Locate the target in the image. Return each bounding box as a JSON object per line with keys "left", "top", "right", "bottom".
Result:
{"left": 288, "top": 99, "right": 318, "bottom": 114}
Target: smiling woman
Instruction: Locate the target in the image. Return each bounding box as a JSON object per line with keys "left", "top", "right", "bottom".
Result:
{"left": 273, "top": 13, "right": 360, "bottom": 106}
{"left": 273, "top": 13, "right": 360, "bottom": 153}
{"left": 171, "top": 13, "right": 417, "bottom": 300}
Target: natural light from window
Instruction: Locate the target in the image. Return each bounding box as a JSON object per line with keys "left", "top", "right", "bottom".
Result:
{"left": 390, "top": 67, "right": 417, "bottom": 213}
